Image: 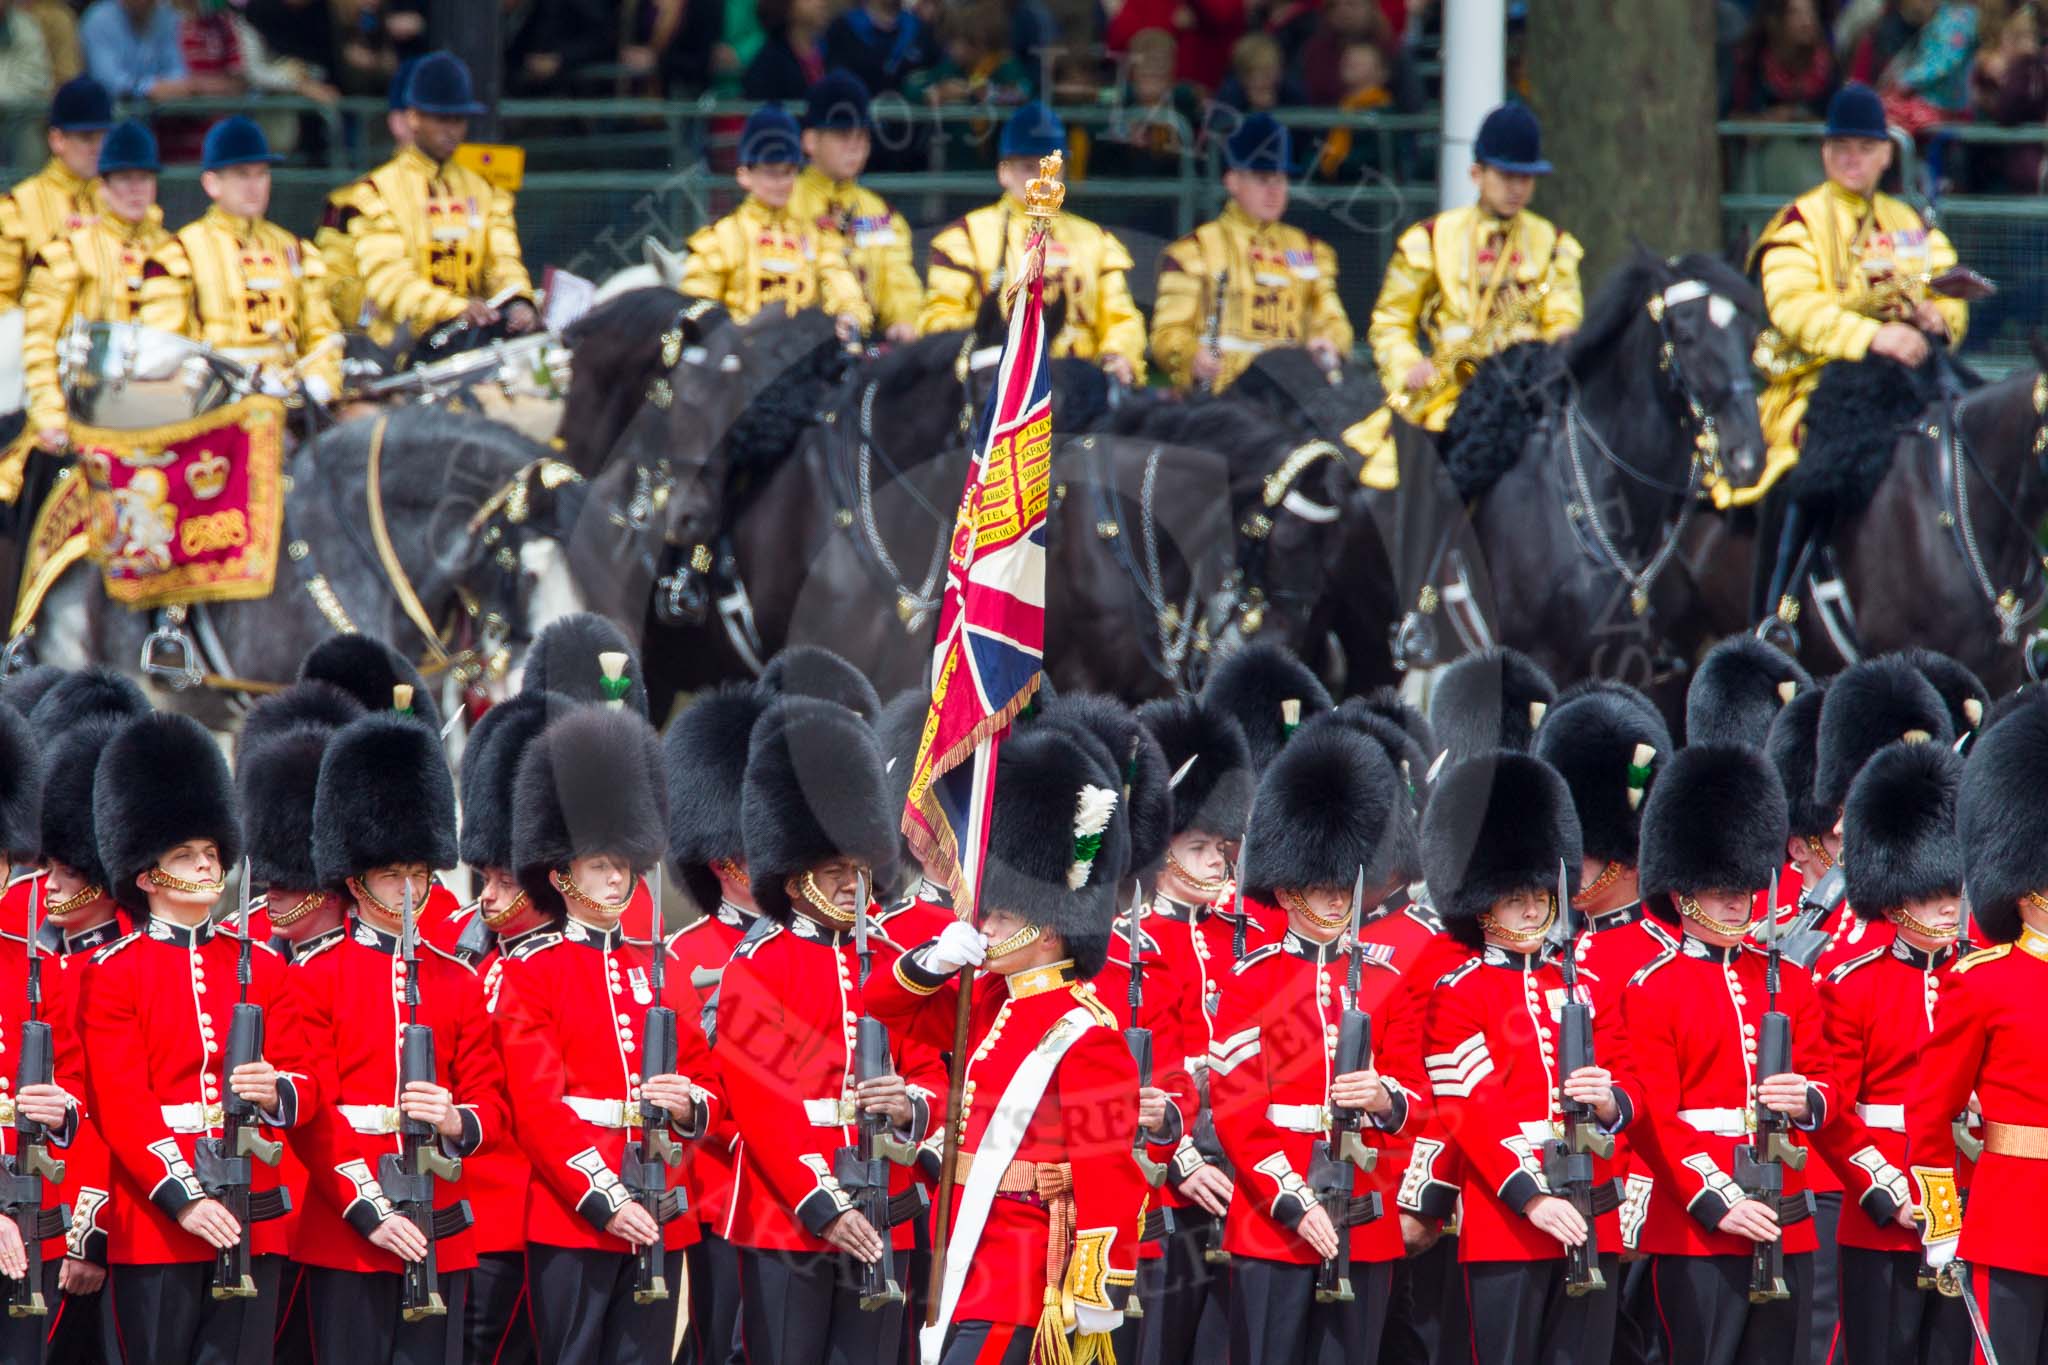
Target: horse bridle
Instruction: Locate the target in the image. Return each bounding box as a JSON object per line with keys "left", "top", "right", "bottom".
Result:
{"left": 1555, "top": 277, "right": 1733, "bottom": 617}
{"left": 1927, "top": 372, "right": 2048, "bottom": 659}
{"left": 1202, "top": 439, "right": 1349, "bottom": 650}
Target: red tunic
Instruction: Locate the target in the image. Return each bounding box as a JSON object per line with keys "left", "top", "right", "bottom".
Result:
{"left": 1620, "top": 934, "right": 1836, "bottom": 1258}
{"left": 493, "top": 919, "right": 715, "bottom": 1253}
{"left": 1207, "top": 916, "right": 1420, "bottom": 1266}
{"left": 869, "top": 953, "right": 1147, "bottom": 1328}
{"left": 714, "top": 909, "right": 940, "bottom": 1252}
{"left": 0, "top": 933, "right": 86, "bottom": 1262}
{"left": 1905, "top": 929, "right": 2048, "bottom": 1277}
{"left": 36, "top": 917, "right": 123, "bottom": 1267}
{"left": 78, "top": 919, "right": 301, "bottom": 1265}
{"left": 1815, "top": 935, "right": 1969, "bottom": 1255}
{"left": 664, "top": 902, "right": 757, "bottom": 1235}
{"left": 277, "top": 918, "right": 505, "bottom": 1275}
{"left": 1093, "top": 913, "right": 1201, "bottom": 1244}
{"left": 456, "top": 923, "right": 549, "bottom": 1256}
{"left": 1421, "top": 944, "right": 1639, "bottom": 1263}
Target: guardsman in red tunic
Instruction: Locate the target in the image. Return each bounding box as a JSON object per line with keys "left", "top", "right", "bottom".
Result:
{"left": 1624, "top": 743, "right": 1837, "bottom": 1365}
{"left": 870, "top": 722, "right": 1150, "bottom": 1365}
{"left": 1812, "top": 740, "right": 1972, "bottom": 1365}
{"left": 82, "top": 712, "right": 303, "bottom": 1364}
{"left": 1132, "top": 694, "right": 1258, "bottom": 1365}
{"left": 0, "top": 703, "right": 87, "bottom": 1365}
{"left": 496, "top": 704, "right": 717, "bottom": 1365}
{"left": 446, "top": 689, "right": 559, "bottom": 1365}
{"left": 660, "top": 679, "right": 772, "bottom": 1364}
{"left": 1765, "top": 683, "right": 1841, "bottom": 943}
{"left": 1909, "top": 700, "right": 2048, "bottom": 1364}
{"left": 283, "top": 701, "right": 509, "bottom": 1365}
{"left": 1417, "top": 751, "right": 1641, "bottom": 1362}
{"left": 718, "top": 695, "right": 940, "bottom": 1364}
{"left": 1209, "top": 723, "right": 1424, "bottom": 1364}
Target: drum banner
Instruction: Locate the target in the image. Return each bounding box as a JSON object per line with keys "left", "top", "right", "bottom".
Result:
{"left": 73, "top": 393, "right": 288, "bottom": 610}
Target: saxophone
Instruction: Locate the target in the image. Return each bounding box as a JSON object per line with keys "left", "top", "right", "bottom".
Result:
{"left": 1390, "top": 281, "right": 1549, "bottom": 418}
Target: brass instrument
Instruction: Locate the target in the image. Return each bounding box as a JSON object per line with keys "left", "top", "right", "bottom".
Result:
{"left": 1753, "top": 265, "right": 1996, "bottom": 379}
{"left": 1390, "top": 281, "right": 1548, "bottom": 419}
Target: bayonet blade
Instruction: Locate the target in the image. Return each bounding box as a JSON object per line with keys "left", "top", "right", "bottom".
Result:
{"left": 1167, "top": 753, "right": 1200, "bottom": 790}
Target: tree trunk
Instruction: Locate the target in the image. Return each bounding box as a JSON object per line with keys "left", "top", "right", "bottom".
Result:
{"left": 1526, "top": 0, "right": 1722, "bottom": 288}
{"left": 431, "top": 0, "right": 505, "bottom": 140}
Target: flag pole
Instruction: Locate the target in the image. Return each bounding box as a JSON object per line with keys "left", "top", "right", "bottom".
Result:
{"left": 921, "top": 151, "right": 1064, "bottom": 1335}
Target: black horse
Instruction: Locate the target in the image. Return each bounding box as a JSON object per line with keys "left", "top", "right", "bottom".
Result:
{"left": 28, "top": 406, "right": 588, "bottom": 728}
{"left": 1234, "top": 251, "right": 1769, "bottom": 710}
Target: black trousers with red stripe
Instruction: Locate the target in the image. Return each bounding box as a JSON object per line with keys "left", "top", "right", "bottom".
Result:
{"left": 685, "top": 1231, "right": 743, "bottom": 1365}
{"left": 1134, "top": 1208, "right": 1229, "bottom": 1365}
{"left": 108, "top": 1253, "right": 282, "bottom": 1365}
{"left": 1463, "top": 1254, "right": 1621, "bottom": 1365}
{"left": 1836, "top": 1247, "right": 1969, "bottom": 1365}
{"left": 307, "top": 1264, "right": 469, "bottom": 1365}
{"left": 1651, "top": 1252, "right": 1812, "bottom": 1365}
{"left": 526, "top": 1244, "right": 680, "bottom": 1365}
{"left": 733, "top": 1246, "right": 904, "bottom": 1365}
{"left": 937, "top": 1319, "right": 1034, "bottom": 1364}
{"left": 1969, "top": 1264, "right": 2048, "bottom": 1365}
{"left": 467, "top": 1251, "right": 535, "bottom": 1365}
{"left": 1226, "top": 1255, "right": 1394, "bottom": 1365}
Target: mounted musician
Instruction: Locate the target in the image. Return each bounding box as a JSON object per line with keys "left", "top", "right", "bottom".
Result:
{"left": 1745, "top": 83, "right": 1976, "bottom": 638}
{"left": 1349, "top": 102, "right": 1583, "bottom": 490}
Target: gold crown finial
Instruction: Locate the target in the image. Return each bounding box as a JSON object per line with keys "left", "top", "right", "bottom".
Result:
{"left": 1024, "top": 152, "right": 1066, "bottom": 219}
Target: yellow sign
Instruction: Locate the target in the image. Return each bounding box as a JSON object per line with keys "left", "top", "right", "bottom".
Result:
{"left": 454, "top": 143, "right": 525, "bottom": 193}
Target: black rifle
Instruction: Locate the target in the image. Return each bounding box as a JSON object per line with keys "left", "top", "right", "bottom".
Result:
{"left": 831, "top": 872, "right": 926, "bottom": 1311}
{"left": 1201, "top": 832, "right": 1257, "bottom": 1267}
{"left": 379, "top": 883, "right": 464, "bottom": 1321}
{"left": 1124, "top": 880, "right": 1168, "bottom": 1190}
{"left": 1307, "top": 867, "right": 1380, "bottom": 1304}
{"left": 1775, "top": 863, "right": 1843, "bottom": 972}
{"left": 622, "top": 865, "right": 685, "bottom": 1304}
{"left": 195, "top": 861, "right": 286, "bottom": 1299}
{"left": 2, "top": 875, "right": 67, "bottom": 1318}
{"left": 1539, "top": 861, "right": 1613, "bottom": 1296}
{"left": 1733, "top": 870, "right": 1810, "bottom": 1303}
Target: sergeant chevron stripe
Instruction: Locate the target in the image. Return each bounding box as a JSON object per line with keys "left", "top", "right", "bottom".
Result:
{"left": 1424, "top": 1031, "right": 1494, "bottom": 1097}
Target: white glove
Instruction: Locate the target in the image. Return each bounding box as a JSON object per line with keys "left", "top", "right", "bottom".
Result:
{"left": 1922, "top": 1238, "right": 1958, "bottom": 1271}
{"left": 921, "top": 920, "right": 987, "bottom": 975}
{"left": 1074, "top": 1304, "right": 1123, "bottom": 1336}
{"left": 303, "top": 376, "right": 333, "bottom": 406}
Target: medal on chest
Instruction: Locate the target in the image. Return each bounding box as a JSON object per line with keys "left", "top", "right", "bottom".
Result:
{"left": 627, "top": 966, "right": 653, "bottom": 1005}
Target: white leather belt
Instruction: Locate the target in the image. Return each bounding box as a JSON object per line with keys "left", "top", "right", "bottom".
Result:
{"left": 1678, "top": 1107, "right": 1750, "bottom": 1137}
{"left": 1215, "top": 336, "right": 1273, "bottom": 355}
{"left": 1857, "top": 1103, "right": 1905, "bottom": 1132}
{"left": 803, "top": 1097, "right": 857, "bottom": 1127}
{"left": 565, "top": 1095, "right": 643, "bottom": 1129}
{"left": 160, "top": 1102, "right": 225, "bottom": 1134}
{"left": 1266, "top": 1103, "right": 1329, "bottom": 1133}
{"left": 339, "top": 1103, "right": 402, "bottom": 1135}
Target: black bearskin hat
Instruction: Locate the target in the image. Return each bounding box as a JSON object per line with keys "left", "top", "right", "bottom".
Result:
{"left": 238, "top": 725, "right": 334, "bottom": 893}
{"left": 1423, "top": 752, "right": 1581, "bottom": 948}
{"left": 1685, "top": 635, "right": 1811, "bottom": 750}
{"left": 760, "top": 644, "right": 882, "bottom": 725}
{"left": 311, "top": 710, "right": 457, "bottom": 887}
{"left": 1956, "top": 700, "right": 2048, "bottom": 943}
{"left": 39, "top": 715, "right": 121, "bottom": 884}
{"left": 1201, "top": 643, "right": 1333, "bottom": 774}
{"left": 29, "top": 666, "right": 147, "bottom": 737}
{"left": 874, "top": 687, "right": 929, "bottom": 893}
{"left": 665, "top": 682, "right": 774, "bottom": 912}
{"left": 1816, "top": 657, "right": 1954, "bottom": 812}
{"left": 1301, "top": 700, "right": 1428, "bottom": 882}
{"left": 1035, "top": 694, "right": 1172, "bottom": 875}
{"left": 1533, "top": 686, "right": 1671, "bottom": 870}
{"left": 1242, "top": 723, "right": 1414, "bottom": 904}
{"left": 297, "top": 634, "right": 443, "bottom": 735}
{"left": 979, "top": 722, "right": 1130, "bottom": 977}
{"left": 520, "top": 612, "right": 648, "bottom": 719}
{"left": 235, "top": 680, "right": 364, "bottom": 761}
{"left": 1899, "top": 647, "right": 1989, "bottom": 745}
{"left": 738, "top": 696, "right": 897, "bottom": 925}
{"left": 95, "top": 712, "right": 242, "bottom": 914}
{"left": 1765, "top": 682, "right": 1833, "bottom": 841}
{"left": 1429, "top": 646, "right": 1556, "bottom": 761}
{"left": 0, "top": 664, "right": 63, "bottom": 717}
{"left": 1358, "top": 685, "right": 1436, "bottom": 767}
{"left": 1135, "top": 696, "right": 1253, "bottom": 840}
{"left": 0, "top": 703, "right": 40, "bottom": 861}
{"left": 1843, "top": 739, "right": 1962, "bottom": 919}
{"left": 513, "top": 705, "right": 670, "bottom": 919}
{"left": 1637, "top": 744, "right": 1788, "bottom": 916}
{"left": 1978, "top": 683, "right": 2048, "bottom": 748}
{"left": 459, "top": 691, "right": 557, "bottom": 874}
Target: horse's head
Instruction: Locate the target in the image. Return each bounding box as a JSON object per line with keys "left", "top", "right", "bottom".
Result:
{"left": 1205, "top": 410, "right": 1354, "bottom": 662}
{"left": 458, "top": 452, "right": 590, "bottom": 700}
{"left": 1573, "top": 250, "right": 1769, "bottom": 496}
{"left": 558, "top": 289, "right": 729, "bottom": 479}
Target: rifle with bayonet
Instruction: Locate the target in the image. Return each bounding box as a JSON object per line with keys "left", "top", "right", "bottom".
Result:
{"left": 1195, "top": 833, "right": 1257, "bottom": 1267}
{"left": 1539, "top": 860, "right": 1613, "bottom": 1296}
{"left": 1306, "top": 866, "right": 1381, "bottom": 1304}
{"left": 622, "top": 864, "right": 686, "bottom": 1304}
{"left": 1733, "top": 869, "right": 1810, "bottom": 1303}
{"left": 1774, "top": 862, "right": 1843, "bottom": 972}
{"left": 380, "top": 882, "right": 465, "bottom": 1321}
{"left": 1, "top": 874, "right": 67, "bottom": 1318}
{"left": 195, "top": 859, "right": 287, "bottom": 1299}
{"left": 831, "top": 870, "right": 926, "bottom": 1311}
